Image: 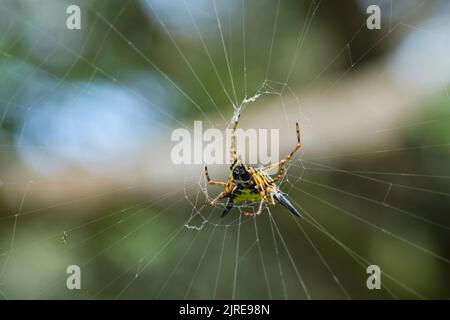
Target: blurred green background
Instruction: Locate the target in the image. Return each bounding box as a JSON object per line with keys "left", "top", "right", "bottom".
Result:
{"left": 0, "top": 0, "right": 449, "bottom": 299}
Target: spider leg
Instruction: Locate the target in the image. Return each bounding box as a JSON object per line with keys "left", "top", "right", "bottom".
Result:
{"left": 204, "top": 166, "right": 227, "bottom": 187}
{"left": 208, "top": 191, "right": 229, "bottom": 207}
{"left": 271, "top": 160, "right": 287, "bottom": 183}
{"left": 243, "top": 169, "right": 272, "bottom": 216}
{"left": 248, "top": 168, "right": 267, "bottom": 197}
{"left": 287, "top": 122, "right": 301, "bottom": 160}
{"left": 244, "top": 198, "right": 265, "bottom": 217}
{"left": 262, "top": 122, "right": 301, "bottom": 182}
{"left": 267, "top": 191, "right": 276, "bottom": 205}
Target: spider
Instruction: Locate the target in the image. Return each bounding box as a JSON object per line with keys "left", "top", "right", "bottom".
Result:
{"left": 204, "top": 114, "right": 302, "bottom": 218}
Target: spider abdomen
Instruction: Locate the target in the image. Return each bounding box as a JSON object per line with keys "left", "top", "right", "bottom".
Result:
{"left": 231, "top": 186, "right": 263, "bottom": 202}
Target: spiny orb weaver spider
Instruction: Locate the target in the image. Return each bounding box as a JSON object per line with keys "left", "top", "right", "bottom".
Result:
{"left": 204, "top": 114, "right": 302, "bottom": 218}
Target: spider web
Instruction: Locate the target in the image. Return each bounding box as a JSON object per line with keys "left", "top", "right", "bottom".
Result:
{"left": 0, "top": 0, "right": 449, "bottom": 300}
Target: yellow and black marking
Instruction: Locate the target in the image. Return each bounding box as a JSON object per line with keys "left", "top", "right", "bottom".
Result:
{"left": 231, "top": 186, "right": 263, "bottom": 203}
